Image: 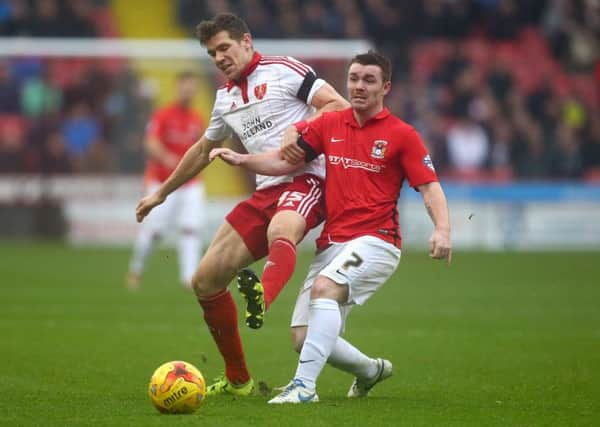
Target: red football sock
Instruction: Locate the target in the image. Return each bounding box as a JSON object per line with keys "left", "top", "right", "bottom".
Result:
{"left": 198, "top": 290, "right": 250, "bottom": 384}
{"left": 263, "top": 237, "right": 297, "bottom": 310}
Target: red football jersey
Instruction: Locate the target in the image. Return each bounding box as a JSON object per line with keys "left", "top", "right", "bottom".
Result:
{"left": 301, "top": 107, "right": 438, "bottom": 249}
{"left": 144, "top": 103, "right": 204, "bottom": 183}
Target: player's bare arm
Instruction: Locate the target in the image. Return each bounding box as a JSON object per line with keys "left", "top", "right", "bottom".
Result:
{"left": 209, "top": 148, "right": 303, "bottom": 176}
{"left": 281, "top": 83, "right": 349, "bottom": 164}
{"left": 145, "top": 136, "right": 178, "bottom": 169}
{"left": 417, "top": 181, "right": 452, "bottom": 264}
{"left": 136, "top": 135, "right": 223, "bottom": 222}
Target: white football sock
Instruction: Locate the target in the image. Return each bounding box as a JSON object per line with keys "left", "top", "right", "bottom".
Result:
{"left": 177, "top": 230, "right": 202, "bottom": 286}
{"left": 129, "top": 228, "right": 158, "bottom": 276}
{"left": 294, "top": 298, "right": 341, "bottom": 391}
{"left": 328, "top": 337, "right": 379, "bottom": 380}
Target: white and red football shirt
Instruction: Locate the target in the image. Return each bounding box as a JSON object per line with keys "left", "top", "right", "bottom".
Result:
{"left": 204, "top": 52, "right": 326, "bottom": 190}
{"left": 144, "top": 103, "right": 204, "bottom": 184}
{"left": 300, "top": 107, "right": 438, "bottom": 249}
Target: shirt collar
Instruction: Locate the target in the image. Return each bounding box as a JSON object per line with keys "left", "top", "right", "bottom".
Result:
{"left": 344, "top": 107, "right": 391, "bottom": 128}
{"left": 226, "top": 52, "right": 262, "bottom": 91}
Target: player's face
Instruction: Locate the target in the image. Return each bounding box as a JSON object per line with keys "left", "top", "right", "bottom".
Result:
{"left": 347, "top": 63, "right": 391, "bottom": 113}
{"left": 205, "top": 30, "right": 253, "bottom": 81}
{"left": 177, "top": 77, "right": 197, "bottom": 105}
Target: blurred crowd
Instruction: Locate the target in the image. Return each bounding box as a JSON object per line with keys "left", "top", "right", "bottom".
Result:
{"left": 1, "top": 0, "right": 599, "bottom": 180}
{"left": 0, "top": 0, "right": 110, "bottom": 37}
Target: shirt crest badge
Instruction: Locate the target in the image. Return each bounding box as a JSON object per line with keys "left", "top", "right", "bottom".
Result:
{"left": 371, "top": 140, "right": 388, "bottom": 159}
{"left": 254, "top": 83, "right": 267, "bottom": 100}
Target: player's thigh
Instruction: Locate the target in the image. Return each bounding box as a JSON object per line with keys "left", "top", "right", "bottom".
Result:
{"left": 319, "top": 235, "right": 402, "bottom": 306}
{"left": 267, "top": 174, "right": 325, "bottom": 245}
{"left": 192, "top": 221, "right": 254, "bottom": 295}
{"left": 176, "top": 182, "right": 205, "bottom": 231}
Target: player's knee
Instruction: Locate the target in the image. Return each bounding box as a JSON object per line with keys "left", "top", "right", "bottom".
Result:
{"left": 267, "top": 217, "right": 304, "bottom": 244}
{"left": 191, "top": 262, "right": 227, "bottom": 297}
{"left": 310, "top": 280, "right": 334, "bottom": 299}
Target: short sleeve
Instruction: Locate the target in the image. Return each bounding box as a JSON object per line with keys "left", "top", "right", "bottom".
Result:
{"left": 276, "top": 57, "right": 326, "bottom": 104}
{"left": 203, "top": 97, "right": 232, "bottom": 142}
{"left": 400, "top": 129, "right": 438, "bottom": 188}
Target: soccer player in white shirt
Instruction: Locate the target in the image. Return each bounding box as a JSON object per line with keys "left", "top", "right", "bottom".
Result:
{"left": 135, "top": 13, "right": 349, "bottom": 396}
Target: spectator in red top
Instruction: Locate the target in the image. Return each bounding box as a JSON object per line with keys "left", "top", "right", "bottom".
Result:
{"left": 211, "top": 50, "right": 451, "bottom": 403}
{"left": 127, "top": 71, "right": 206, "bottom": 290}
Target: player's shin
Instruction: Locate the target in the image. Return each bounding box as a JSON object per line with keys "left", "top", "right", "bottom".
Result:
{"left": 294, "top": 298, "right": 341, "bottom": 390}
{"left": 263, "top": 237, "right": 297, "bottom": 309}
{"left": 197, "top": 290, "right": 251, "bottom": 385}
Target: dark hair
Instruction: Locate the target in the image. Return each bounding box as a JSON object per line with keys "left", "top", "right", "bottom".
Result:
{"left": 349, "top": 50, "right": 392, "bottom": 83}
{"left": 195, "top": 13, "right": 250, "bottom": 45}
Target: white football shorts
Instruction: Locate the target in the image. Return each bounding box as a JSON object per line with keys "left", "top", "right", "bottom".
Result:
{"left": 143, "top": 181, "right": 205, "bottom": 233}
{"left": 290, "top": 235, "right": 401, "bottom": 329}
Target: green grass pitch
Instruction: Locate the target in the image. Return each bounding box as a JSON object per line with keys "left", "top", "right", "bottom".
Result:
{"left": 2, "top": 243, "right": 599, "bottom": 426}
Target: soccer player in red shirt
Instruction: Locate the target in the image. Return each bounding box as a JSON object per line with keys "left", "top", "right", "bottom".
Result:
{"left": 135, "top": 13, "right": 349, "bottom": 396}
{"left": 127, "top": 71, "right": 206, "bottom": 290}
{"left": 210, "top": 51, "right": 452, "bottom": 403}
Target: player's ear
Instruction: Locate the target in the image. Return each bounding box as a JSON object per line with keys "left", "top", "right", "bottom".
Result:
{"left": 382, "top": 81, "right": 391, "bottom": 96}
{"left": 241, "top": 33, "right": 253, "bottom": 50}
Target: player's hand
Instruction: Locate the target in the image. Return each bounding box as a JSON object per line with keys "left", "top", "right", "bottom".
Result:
{"left": 280, "top": 126, "right": 304, "bottom": 164}
{"left": 209, "top": 148, "right": 243, "bottom": 166}
{"left": 429, "top": 227, "right": 452, "bottom": 265}
{"left": 136, "top": 192, "right": 166, "bottom": 223}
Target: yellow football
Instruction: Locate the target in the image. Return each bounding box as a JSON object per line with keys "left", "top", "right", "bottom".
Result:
{"left": 148, "top": 361, "right": 206, "bottom": 414}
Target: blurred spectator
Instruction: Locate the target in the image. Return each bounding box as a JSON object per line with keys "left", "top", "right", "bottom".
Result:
{"left": 485, "top": 0, "right": 521, "bottom": 40}
{"left": 63, "top": 0, "right": 97, "bottom": 38}
{"left": 20, "top": 68, "right": 62, "bottom": 118}
{"left": 420, "top": 0, "right": 449, "bottom": 39}
{"left": 0, "top": 0, "right": 31, "bottom": 36}
{"left": 300, "top": 0, "right": 342, "bottom": 38}
{"left": 489, "top": 117, "right": 513, "bottom": 171}
{"left": 547, "top": 122, "right": 584, "bottom": 178}
{"left": 0, "top": 115, "right": 27, "bottom": 173}
{"left": 40, "top": 129, "right": 72, "bottom": 174}
{"left": 238, "top": 0, "right": 280, "bottom": 38}
{"left": 275, "top": 0, "right": 303, "bottom": 38}
{"left": 0, "top": 61, "right": 19, "bottom": 113}
{"left": 81, "top": 137, "right": 112, "bottom": 173}
{"left": 511, "top": 114, "right": 548, "bottom": 178}
{"left": 30, "top": 0, "right": 63, "bottom": 37}
{"left": 582, "top": 119, "right": 600, "bottom": 172}
{"left": 332, "top": 0, "right": 366, "bottom": 38}
{"left": 61, "top": 101, "right": 101, "bottom": 166}
{"left": 487, "top": 58, "right": 515, "bottom": 112}
{"left": 446, "top": 114, "right": 490, "bottom": 172}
